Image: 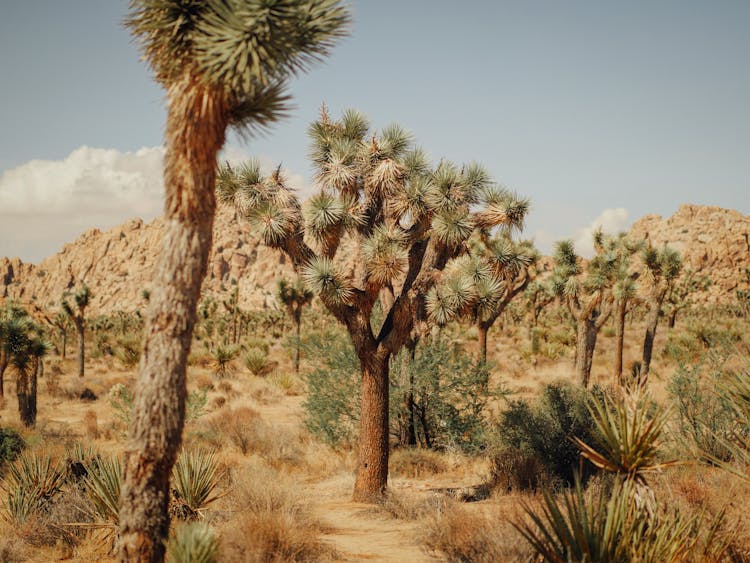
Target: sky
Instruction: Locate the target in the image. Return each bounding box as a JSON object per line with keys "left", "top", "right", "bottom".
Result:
{"left": 1, "top": 0, "right": 748, "bottom": 262}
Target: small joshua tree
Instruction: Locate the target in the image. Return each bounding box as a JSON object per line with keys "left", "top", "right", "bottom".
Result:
{"left": 550, "top": 234, "right": 618, "bottom": 387}
{"left": 219, "top": 108, "right": 530, "bottom": 500}
{"left": 640, "top": 244, "right": 682, "bottom": 381}
{"left": 62, "top": 284, "right": 90, "bottom": 378}
{"left": 277, "top": 277, "right": 314, "bottom": 375}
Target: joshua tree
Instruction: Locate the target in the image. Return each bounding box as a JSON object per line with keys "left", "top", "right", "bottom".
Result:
{"left": 0, "top": 302, "right": 28, "bottom": 397}
{"left": 525, "top": 279, "right": 555, "bottom": 331}
{"left": 609, "top": 235, "right": 643, "bottom": 385}
{"left": 551, "top": 235, "right": 618, "bottom": 388}
{"left": 12, "top": 322, "right": 48, "bottom": 428}
{"left": 277, "top": 277, "right": 314, "bottom": 375}
{"left": 120, "top": 2, "right": 349, "bottom": 560}
{"left": 62, "top": 284, "right": 90, "bottom": 378}
{"left": 664, "top": 268, "right": 711, "bottom": 329}
{"left": 219, "top": 109, "right": 529, "bottom": 500}
{"left": 426, "top": 234, "right": 535, "bottom": 362}
{"left": 51, "top": 311, "right": 72, "bottom": 360}
{"left": 640, "top": 244, "right": 682, "bottom": 381}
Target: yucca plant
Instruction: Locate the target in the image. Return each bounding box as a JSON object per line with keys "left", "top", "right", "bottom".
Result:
{"left": 170, "top": 450, "right": 223, "bottom": 521}
{"left": 82, "top": 455, "right": 123, "bottom": 525}
{"left": 210, "top": 344, "right": 239, "bottom": 378}
{"left": 516, "top": 475, "right": 727, "bottom": 563}
{"left": 166, "top": 522, "right": 218, "bottom": 563}
{"left": 243, "top": 347, "right": 270, "bottom": 376}
{"left": 2, "top": 452, "right": 65, "bottom": 524}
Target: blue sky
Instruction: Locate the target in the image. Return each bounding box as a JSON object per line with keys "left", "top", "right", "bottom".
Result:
{"left": 1, "top": 1, "right": 748, "bottom": 262}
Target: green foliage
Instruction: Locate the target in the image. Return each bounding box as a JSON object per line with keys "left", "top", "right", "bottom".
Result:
{"left": 0, "top": 428, "right": 25, "bottom": 474}
{"left": 81, "top": 455, "right": 122, "bottom": 525}
{"left": 516, "top": 475, "right": 728, "bottom": 562}
{"left": 108, "top": 383, "right": 134, "bottom": 427}
{"left": 167, "top": 522, "right": 218, "bottom": 563}
{"left": 497, "top": 383, "right": 605, "bottom": 485}
{"left": 2, "top": 452, "right": 65, "bottom": 524}
{"left": 390, "top": 337, "right": 496, "bottom": 453}
{"left": 668, "top": 345, "right": 739, "bottom": 462}
{"left": 243, "top": 347, "right": 270, "bottom": 376}
{"left": 114, "top": 334, "right": 142, "bottom": 368}
{"left": 186, "top": 388, "right": 209, "bottom": 424}
{"left": 301, "top": 327, "right": 360, "bottom": 447}
{"left": 302, "top": 328, "right": 496, "bottom": 452}
{"left": 211, "top": 343, "right": 239, "bottom": 377}
{"left": 171, "top": 450, "right": 222, "bottom": 520}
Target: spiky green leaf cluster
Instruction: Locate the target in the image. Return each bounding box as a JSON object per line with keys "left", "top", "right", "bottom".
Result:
{"left": 172, "top": 450, "right": 222, "bottom": 517}
{"left": 126, "top": 0, "right": 350, "bottom": 133}
{"left": 2, "top": 452, "right": 65, "bottom": 524}
{"left": 167, "top": 522, "right": 218, "bottom": 563}
{"left": 82, "top": 454, "right": 123, "bottom": 524}
{"left": 302, "top": 256, "right": 353, "bottom": 305}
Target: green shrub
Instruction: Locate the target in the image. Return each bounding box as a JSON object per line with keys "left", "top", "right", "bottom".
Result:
{"left": 496, "top": 382, "right": 605, "bottom": 485}
{"left": 171, "top": 450, "right": 222, "bottom": 521}
{"left": 301, "top": 328, "right": 360, "bottom": 447}
{"left": 243, "top": 347, "right": 270, "bottom": 376}
{"left": 167, "top": 522, "right": 218, "bottom": 563}
{"left": 114, "top": 334, "right": 141, "bottom": 368}
{"left": 0, "top": 428, "right": 25, "bottom": 475}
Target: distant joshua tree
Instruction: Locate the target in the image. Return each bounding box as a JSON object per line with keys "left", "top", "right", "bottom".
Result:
{"left": 218, "top": 108, "right": 529, "bottom": 501}
{"left": 610, "top": 235, "right": 644, "bottom": 385}
{"left": 277, "top": 277, "right": 314, "bottom": 375}
{"left": 640, "top": 244, "right": 683, "bottom": 381}
{"left": 62, "top": 284, "right": 90, "bottom": 378}
{"left": 120, "top": 2, "right": 349, "bottom": 560}
{"left": 551, "top": 234, "right": 618, "bottom": 388}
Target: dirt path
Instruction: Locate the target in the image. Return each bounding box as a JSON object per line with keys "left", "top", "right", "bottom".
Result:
{"left": 311, "top": 478, "right": 440, "bottom": 562}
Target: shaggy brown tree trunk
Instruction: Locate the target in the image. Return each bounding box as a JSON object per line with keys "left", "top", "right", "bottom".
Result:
{"left": 16, "top": 360, "right": 37, "bottom": 427}
{"left": 575, "top": 316, "right": 597, "bottom": 388}
{"left": 352, "top": 351, "right": 390, "bottom": 502}
{"left": 478, "top": 323, "right": 488, "bottom": 363}
{"left": 75, "top": 319, "right": 85, "bottom": 377}
{"left": 641, "top": 295, "right": 663, "bottom": 382}
{"left": 614, "top": 299, "right": 626, "bottom": 385}
{"left": 61, "top": 329, "right": 67, "bottom": 360}
{"left": 118, "top": 84, "right": 227, "bottom": 563}
{"left": 294, "top": 310, "right": 301, "bottom": 376}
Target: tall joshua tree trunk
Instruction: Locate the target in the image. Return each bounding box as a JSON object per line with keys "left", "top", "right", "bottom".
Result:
{"left": 353, "top": 349, "right": 390, "bottom": 502}
{"left": 74, "top": 318, "right": 85, "bottom": 378}
{"left": 478, "top": 323, "right": 488, "bottom": 363}
{"left": 574, "top": 308, "right": 611, "bottom": 388}
{"left": 119, "top": 85, "right": 227, "bottom": 562}
{"left": 0, "top": 351, "right": 7, "bottom": 398}
{"left": 641, "top": 291, "right": 664, "bottom": 382}
{"left": 614, "top": 298, "right": 627, "bottom": 385}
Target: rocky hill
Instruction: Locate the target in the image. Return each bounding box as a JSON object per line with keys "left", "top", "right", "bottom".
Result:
{"left": 629, "top": 204, "right": 750, "bottom": 303}
{"left": 0, "top": 206, "right": 297, "bottom": 314}
{"left": 2, "top": 203, "right": 748, "bottom": 314}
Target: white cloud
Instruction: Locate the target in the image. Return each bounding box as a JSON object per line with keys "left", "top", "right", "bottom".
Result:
{"left": 0, "top": 145, "right": 165, "bottom": 262}
{"left": 0, "top": 145, "right": 313, "bottom": 263}
{"left": 573, "top": 208, "right": 631, "bottom": 257}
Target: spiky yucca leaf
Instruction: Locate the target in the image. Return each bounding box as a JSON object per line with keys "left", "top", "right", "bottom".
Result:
{"left": 303, "top": 192, "right": 345, "bottom": 241}
{"left": 252, "top": 200, "right": 298, "bottom": 247}
{"left": 172, "top": 450, "right": 222, "bottom": 518}
{"left": 302, "top": 257, "right": 353, "bottom": 305}
{"left": 317, "top": 137, "right": 360, "bottom": 190}
{"left": 388, "top": 175, "right": 432, "bottom": 222}
{"left": 473, "top": 276, "right": 505, "bottom": 320}
{"left": 340, "top": 108, "right": 370, "bottom": 141}
{"left": 574, "top": 391, "right": 677, "bottom": 484}
{"left": 367, "top": 158, "right": 405, "bottom": 197}
{"left": 402, "top": 146, "right": 430, "bottom": 179}
{"left": 432, "top": 209, "right": 474, "bottom": 248}
{"left": 425, "top": 287, "right": 457, "bottom": 327}
{"left": 362, "top": 226, "right": 408, "bottom": 286}
{"left": 82, "top": 455, "right": 123, "bottom": 524}
{"left": 167, "top": 522, "right": 218, "bottom": 563}
{"left": 378, "top": 124, "right": 412, "bottom": 160}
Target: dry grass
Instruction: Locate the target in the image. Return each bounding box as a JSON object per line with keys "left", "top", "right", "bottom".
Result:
{"left": 83, "top": 409, "right": 99, "bottom": 440}
{"left": 216, "top": 460, "right": 336, "bottom": 562}
{"left": 389, "top": 448, "right": 451, "bottom": 479}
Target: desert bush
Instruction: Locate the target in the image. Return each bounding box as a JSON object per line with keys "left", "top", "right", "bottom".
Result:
{"left": 108, "top": 383, "right": 206, "bottom": 429}
{"left": 244, "top": 337, "right": 269, "bottom": 354}
{"left": 218, "top": 462, "right": 334, "bottom": 562}
{"left": 389, "top": 448, "right": 449, "bottom": 478}
{"left": 303, "top": 328, "right": 496, "bottom": 452}
{"left": 113, "top": 334, "right": 141, "bottom": 368}
{"left": 488, "top": 447, "right": 549, "bottom": 493}
{"left": 0, "top": 428, "right": 25, "bottom": 475}
{"left": 373, "top": 491, "right": 447, "bottom": 521}
{"left": 167, "top": 522, "right": 218, "bottom": 563}
{"left": 423, "top": 501, "right": 527, "bottom": 562}
{"left": 301, "top": 327, "right": 360, "bottom": 447}
{"left": 243, "top": 347, "right": 270, "bottom": 376}
{"left": 496, "top": 382, "right": 605, "bottom": 485}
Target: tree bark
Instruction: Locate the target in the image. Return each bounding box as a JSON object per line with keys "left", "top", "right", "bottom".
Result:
{"left": 0, "top": 351, "right": 7, "bottom": 398}
{"left": 61, "top": 329, "right": 67, "bottom": 360}
{"left": 641, "top": 297, "right": 662, "bottom": 382}
{"left": 118, "top": 83, "right": 227, "bottom": 563}
{"left": 614, "top": 299, "right": 626, "bottom": 386}
{"left": 294, "top": 311, "right": 301, "bottom": 376}
{"left": 16, "top": 361, "right": 37, "bottom": 427}
{"left": 352, "top": 351, "right": 390, "bottom": 502}
{"left": 575, "top": 316, "right": 597, "bottom": 388}
{"left": 75, "top": 320, "right": 85, "bottom": 377}
{"left": 478, "top": 323, "right": 488, "bottom": 364}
